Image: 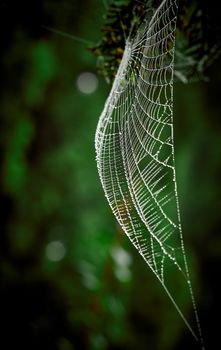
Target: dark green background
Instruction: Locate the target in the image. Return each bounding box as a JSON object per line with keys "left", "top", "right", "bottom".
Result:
{"left": 0, "top": 1, "right": 220, "bottom": 349}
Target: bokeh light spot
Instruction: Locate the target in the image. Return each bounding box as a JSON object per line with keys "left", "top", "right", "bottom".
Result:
{"left": 46, "top": 240, "right": 66, "bottom": 262}
{"left": 111, "top": 246, "right": 132, "bottom": 266}
{"left": 76, "top": 72, "right": 98, "bottom": 94}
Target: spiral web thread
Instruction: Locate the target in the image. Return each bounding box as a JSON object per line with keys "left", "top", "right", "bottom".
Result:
{"left": 95, "top": 0, "right": 204, "bottom": 346}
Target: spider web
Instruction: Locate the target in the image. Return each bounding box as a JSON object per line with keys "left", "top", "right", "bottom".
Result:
{"left": 95, "top": 0, "right": 204, "bottom": 346}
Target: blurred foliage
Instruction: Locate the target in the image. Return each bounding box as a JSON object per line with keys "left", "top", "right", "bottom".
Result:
{"left": 0, "top": 1, "right": 220, "bottom": 350}
{"left": 90, "top": 0, "right": 221, "bottom": 83}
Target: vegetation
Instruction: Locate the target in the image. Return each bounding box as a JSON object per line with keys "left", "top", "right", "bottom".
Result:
{"left": 90, "top": 0, "right": 221, "bottom": 83}
{"left": 0, "top": 1, "right": 220, "bottom": 349}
